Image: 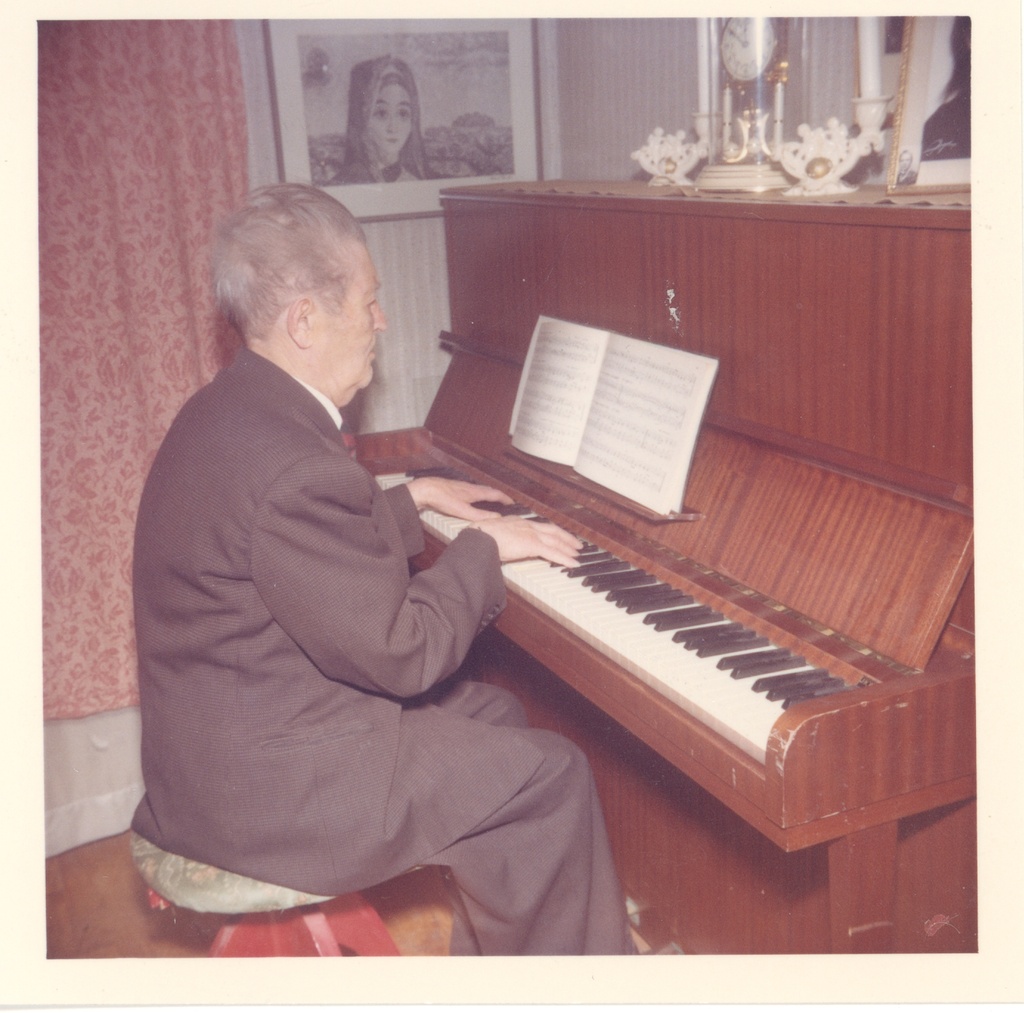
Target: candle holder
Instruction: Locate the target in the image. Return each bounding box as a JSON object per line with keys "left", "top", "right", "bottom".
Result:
{"left": 630, "top": 116, "right": 710, "bottom": 186}
{"left": 777, "top": 95, "right": 890, "bottom": 196}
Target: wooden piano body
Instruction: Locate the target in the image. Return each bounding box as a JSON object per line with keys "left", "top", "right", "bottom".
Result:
{"left": 357, "top": 183, "right": 975, "bottom": 953}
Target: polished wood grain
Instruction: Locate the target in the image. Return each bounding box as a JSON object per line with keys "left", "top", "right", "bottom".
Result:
{"left": 355, "top": 184, "right": 976, "bottom": 954}
{"left": 359, "top": 423, "right": 977, "bottom": 950}
{"left": 467, "top": 630, "right": 977, "bottom": 954}
{"left": 442, "top": 186, "right": 972, "bottom": 503}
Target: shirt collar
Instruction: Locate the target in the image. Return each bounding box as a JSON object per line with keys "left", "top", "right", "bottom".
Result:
{"left": 296, "top": 378, "right": 343, "bottom": 430}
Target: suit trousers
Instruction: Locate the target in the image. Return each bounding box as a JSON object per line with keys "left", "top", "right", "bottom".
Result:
{"left": 412, "top": 679, "right": 636, "bottom": 956}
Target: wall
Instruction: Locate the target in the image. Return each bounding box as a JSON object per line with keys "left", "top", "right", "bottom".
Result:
{"left": 553, "top": 19, "right": 702, "bottom": 181}
{"left": 552, "top": 18, "right": 860, "bottom": 181}
{"left": 238, "top": 18, "right": 865, "bottom": 431}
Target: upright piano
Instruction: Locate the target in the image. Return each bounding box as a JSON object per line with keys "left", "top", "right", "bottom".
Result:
{"left": 358, "top": 182, "right": 975, "bottom": 954}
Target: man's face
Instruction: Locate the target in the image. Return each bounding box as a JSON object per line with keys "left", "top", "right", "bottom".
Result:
{"left": 314, "top": 244, "right": 388, "bottom": 407}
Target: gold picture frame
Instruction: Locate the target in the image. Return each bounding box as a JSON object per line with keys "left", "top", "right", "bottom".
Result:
{"left": 887, "top": 16, "right": 971, "bottom": 195}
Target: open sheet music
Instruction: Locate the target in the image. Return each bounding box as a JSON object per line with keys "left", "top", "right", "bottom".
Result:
{"left": 509, "top": 316, "right": 718, "bottom": 516}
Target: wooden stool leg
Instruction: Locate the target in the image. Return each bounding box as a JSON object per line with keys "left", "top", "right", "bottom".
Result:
{"left": 208, "top": 895, "right": 400, "bottom": 957}
{"left": 210, "top": 908, "right": 339, "bottom": 957}
{"left": 322, "top": 893, "right": 401, "bottom": 955}
{"left": 302, "top": 911, "right": 345, "bottom": 956}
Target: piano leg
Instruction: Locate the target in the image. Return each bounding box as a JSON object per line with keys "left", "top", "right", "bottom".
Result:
{"left": 827, "top": 822, "right": 898, "bottom": 953}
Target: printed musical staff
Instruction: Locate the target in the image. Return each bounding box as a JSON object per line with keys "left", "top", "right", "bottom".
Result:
{"left": 510, "top": 316, "right": 718, "bottom": 515}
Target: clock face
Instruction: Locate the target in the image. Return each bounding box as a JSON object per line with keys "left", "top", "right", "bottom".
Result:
{"left": 720, "top": 17, "right": 777, "bottom": 82}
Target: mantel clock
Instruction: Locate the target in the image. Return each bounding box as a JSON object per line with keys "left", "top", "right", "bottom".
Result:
{"left": 696, "top": 17, "right": 792, "bottom": 192}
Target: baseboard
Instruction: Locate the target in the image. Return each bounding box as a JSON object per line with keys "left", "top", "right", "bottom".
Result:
{"left": 44, "top": 705, "right": 144, "bottom": 857}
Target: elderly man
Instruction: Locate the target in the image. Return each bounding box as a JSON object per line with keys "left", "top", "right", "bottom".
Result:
{"left": 131, "top": 183, "right": 635, "bottom": 955}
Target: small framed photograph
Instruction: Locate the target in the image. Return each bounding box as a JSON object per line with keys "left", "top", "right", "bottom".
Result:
{"left": 267, "top": 19, "right": 539, "bottom": 221}
{"left": 887, "top": 16, "right": 971, "bottom": 195}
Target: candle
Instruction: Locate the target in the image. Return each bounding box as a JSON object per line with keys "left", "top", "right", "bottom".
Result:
{"left": 696, "top": 18, "right": 710, "bottom": 113}
{"left": 773, "top": 80, "right": 784, "bottom": 154}
{"left": 858, "top": 17, "right": 882, "bottom": 98}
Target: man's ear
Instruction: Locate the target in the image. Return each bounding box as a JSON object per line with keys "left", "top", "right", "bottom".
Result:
{"left": 284, "top": 296, "right": 316, "bottom": 350}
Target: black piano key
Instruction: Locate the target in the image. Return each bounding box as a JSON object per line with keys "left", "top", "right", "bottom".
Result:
{"left": 650, "top": 607, "right": 720, "bottom": 632}
{"left": 681, "top": 623, "right": 756, "bottom": 647}
{"left": 623, "top": 591, "right": 695, "bottom": 615}
{"left": 651, "top": 610, "right": 716, "bottom": 630}
{"left": 717, "top": 647, "right": 794, "bottom": 673}
{"left": 469, "top": 500, "right": 534, "bottom": 516}
{"left": 663, "top": 619, "right": 727, "bottom": 638}
{"left": 565, "top": 559, "right": 632, "bottom": 579}
{"left": 605, "top": 582, "right": 661, "bottom": 603}
{"left": 643, "top": 602, "right": 705, "bottom": 626}
{"left": 750, "top": 669, "right": 834, "bottom": 694}
{"left": 574, "top": 547, "right": 614, "bottom": 561}
{"left": 608, "top": 583, "right": 675, "bottom": 605}
{"left": 765, "top": 677, "right": 844, "bottom": 702}
{"left": 695, "top": 633, "right": 771, "bottom": 658}
{"left": 781, "top": 683, "right": 850, "bottom": 709}
{"left": 676, "top": 622, "right": 747, "bottom": 647}
{"left": 729, "top": 656, "right": 810, "bottom": 679}
{"left": 584, "top": 569, "right": 656, "bottom": 591}
{"left": 667, "top": 618, "right": 733, "bottom": 639}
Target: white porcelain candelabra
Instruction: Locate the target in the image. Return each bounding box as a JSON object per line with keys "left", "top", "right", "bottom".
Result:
{"left": 634, "top": 96, "right": 888, "bottom": 197}
{"left": 777, "top": 96, "right": 890, "bottom": 196}
{"left": 630, "top": 115, "right": 710, "bottom": 186}
{"left": 635, "top": 16, "right": 891, "bottom": 197}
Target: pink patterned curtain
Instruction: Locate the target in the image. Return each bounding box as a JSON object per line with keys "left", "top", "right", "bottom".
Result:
{"left": 40, "top": 21, "right": 248, "bottom": 719}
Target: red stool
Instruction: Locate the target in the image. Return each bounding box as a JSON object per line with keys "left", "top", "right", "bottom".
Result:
{"left": 133, "top": 832, "right": 400, "bottom": 957}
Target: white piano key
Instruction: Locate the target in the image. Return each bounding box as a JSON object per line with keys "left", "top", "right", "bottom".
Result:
{"left": 376, "top": 475, "right": 813, "bottom": 763}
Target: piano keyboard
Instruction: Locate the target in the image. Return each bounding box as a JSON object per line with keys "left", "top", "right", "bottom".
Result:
{"left": 377, "top": 473, "right": 851, "bottom": 764}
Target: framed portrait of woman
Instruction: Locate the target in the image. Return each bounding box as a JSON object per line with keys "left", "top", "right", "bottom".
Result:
{"left": 887, "top": 16, "right": 971, "bottom": 195}
{"left": 267, "top": 19, "right": 539, "bottom": 220}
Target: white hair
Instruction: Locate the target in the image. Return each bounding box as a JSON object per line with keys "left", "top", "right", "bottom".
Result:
{"left": 212, "top": 184, "right": 367, "bottom": 342}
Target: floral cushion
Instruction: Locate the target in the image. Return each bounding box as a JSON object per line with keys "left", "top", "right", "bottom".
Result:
{"left": 129, "top": 831, "right": 333, "bottom": 914}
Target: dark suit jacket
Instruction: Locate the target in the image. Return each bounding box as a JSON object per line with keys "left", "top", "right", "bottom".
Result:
{"left": 131, "top": 348, "right": 544, "bottom": 895}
